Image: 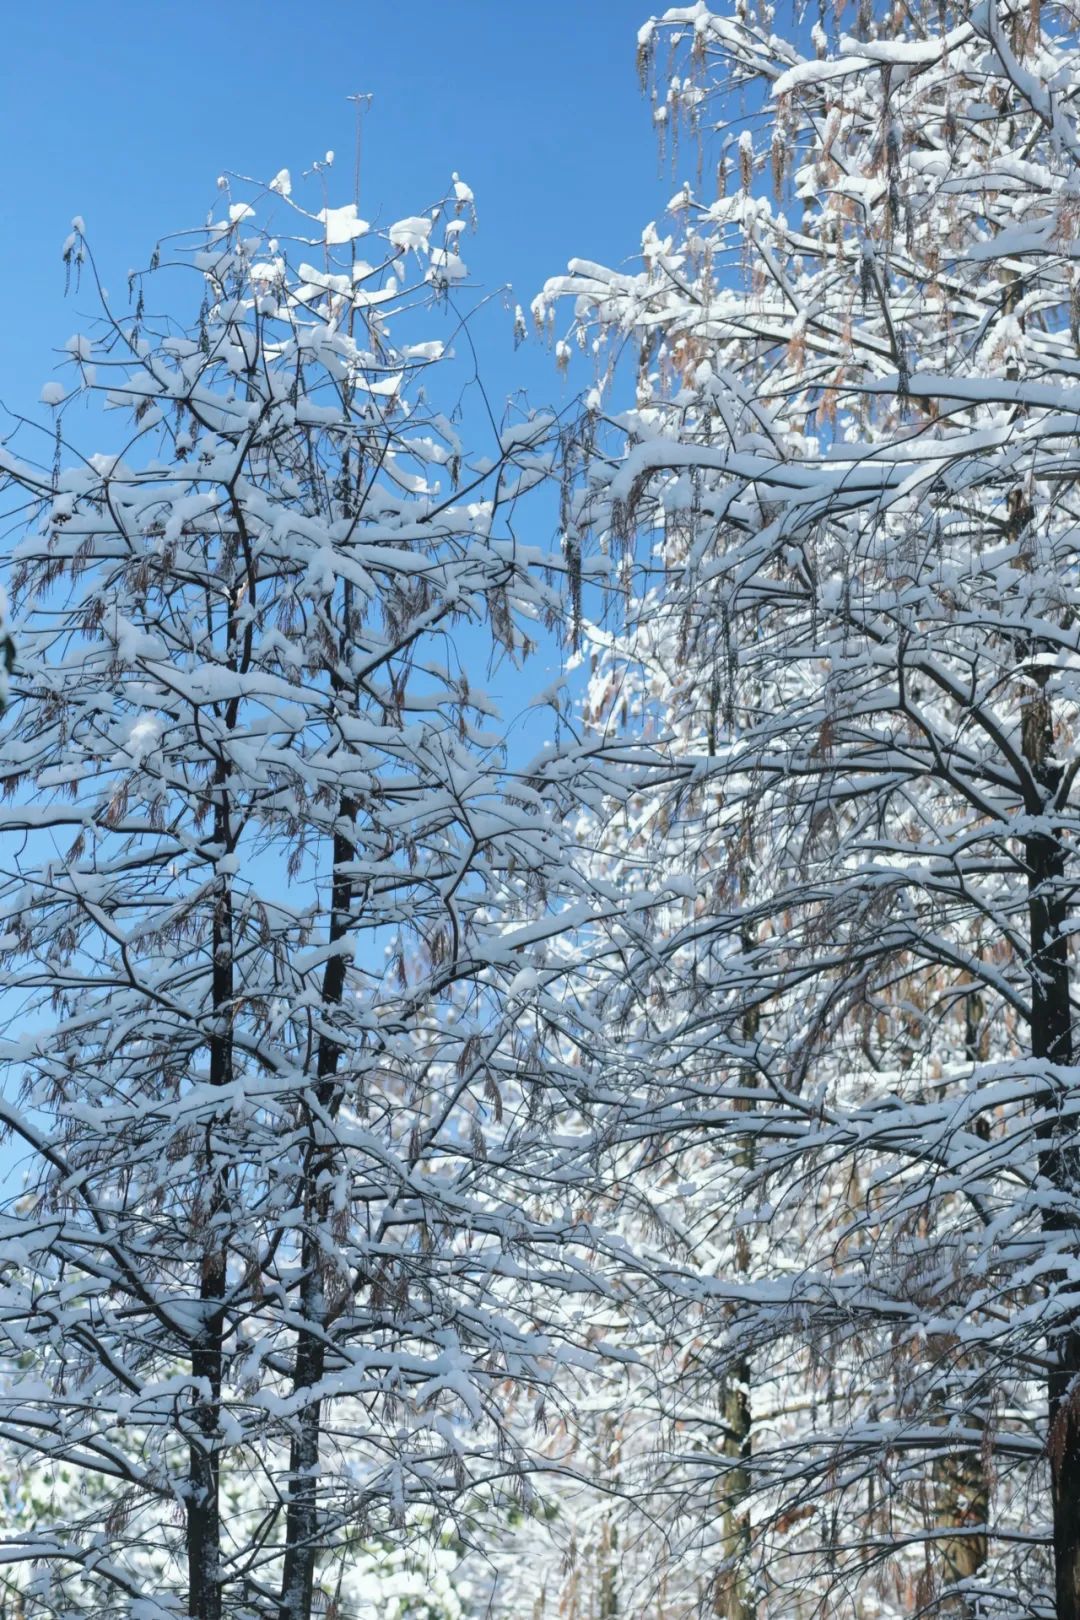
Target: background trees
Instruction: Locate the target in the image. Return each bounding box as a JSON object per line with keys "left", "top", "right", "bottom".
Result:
{"left": 533, "top": 0, "right": 1080, "bottom": 1615}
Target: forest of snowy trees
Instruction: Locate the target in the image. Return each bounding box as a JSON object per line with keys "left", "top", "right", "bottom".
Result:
{"left": 4, "top": 0, "right": 1080, "bottom": 1616}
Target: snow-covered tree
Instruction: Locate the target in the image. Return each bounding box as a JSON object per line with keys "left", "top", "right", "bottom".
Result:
{"left": 535, "top": 0, "right": 1080, "bottom": 1614}
{"left": 0, "top": 164, "right": 620, "bottom": 1620}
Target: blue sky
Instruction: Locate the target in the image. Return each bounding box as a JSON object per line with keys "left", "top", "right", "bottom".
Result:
{"left": 2, "top": 2, "right": 677, "bottom": 429}
{"left": 0, "top": 4, "right": 684, "bottom": 1192}
{"left": 0, "top": 0, "right": 682, "bottom": 808}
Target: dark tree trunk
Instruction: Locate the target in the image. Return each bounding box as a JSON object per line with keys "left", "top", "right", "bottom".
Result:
{"left": 718, "top": 932, "right": 755, "bottom": 1620}
{"left": 188, "top": 799, "right": 232, "bottom": 1620}
{"left": 1020, "top": 624, "right": 1080, "bottom": 1620}
{"left": 189, "top": 1252, "right": 225, "bottom": 1620}
{"left": 1030, "top": 810, "right": 1080, "bottom": 1620}
{"left": 278, "top": 1269, "right": 326, "bottom": 1620}
{"left": 278, "top": 812, "right": 354, "bottom": 1620}
{"left": 931, "top": 994, "right": 989, "bottom": 1617}
{"left": 1006, "top": 484, "right": 1080, "bottom": 1620}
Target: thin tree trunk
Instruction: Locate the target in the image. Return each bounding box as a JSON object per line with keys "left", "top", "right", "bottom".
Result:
{"left": 719, "top": 1350, "right": 752, "bottom": 1620}
{"left": 1029, "top": 803, "right": 1080, "bottom": 1620}
{"left": 189, "top": 1241, "right": 225, "bottom": 1620}
{"left": 188, "top": 796, "right": 232, "bottom": 1620}
{"left": 189, "top": 536, "right": 253, "bottom": 1620}
{"left": 718, "top": 925, "right": 755, "bottom": 1620}
{"left": 278, "top": 810, "right": 355, "bottom": 1620}
{"left": 1014, "top": 487, "right": 1080, "bottom": 1619}
{"left": 931, "top": 993, "right": 989, "bottom": 1617}
{"left": 596, "top": 1414, "right": 620, "bottom": 1620}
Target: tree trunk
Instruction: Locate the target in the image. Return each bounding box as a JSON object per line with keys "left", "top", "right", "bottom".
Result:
{"left": 718, "top": 932, "right": 755, "bottom": 1620}
{"left": 188, "top": 799, "right": 232, "bottom": 1620}
{"left": 934, "top": 1438, "right": 988, "bottom": 1617}
{"left": 1029, "top": 807, "right": 1080, "bottom": 1620}
{"left": 278, "top": 1257, "right": 326, "bottom": 1620}
{"left": 189, "top": 1251, "right": 225, "bottom": 1620}
{"left": 931, "top": 993, "right": 989, "bottom": 1617}
{"left": 1015, "top": 514, "right": 1080, "bottom": 1619}
{"left": 596, "top": 1415, "right": 620, "bottom": 1620}
{"left": 718, "top": 1351, "right": 752, "bottom": 1620}
{"left": 278, "top": 811, "right": 355, "bottom": 1620}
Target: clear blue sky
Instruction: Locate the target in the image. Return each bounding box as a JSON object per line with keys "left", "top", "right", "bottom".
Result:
{"left": 2, "top": 1, "right": 677, "bottom": 426}
{"left": 0, "top": 4, "right": 684, "bottom": 1195}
